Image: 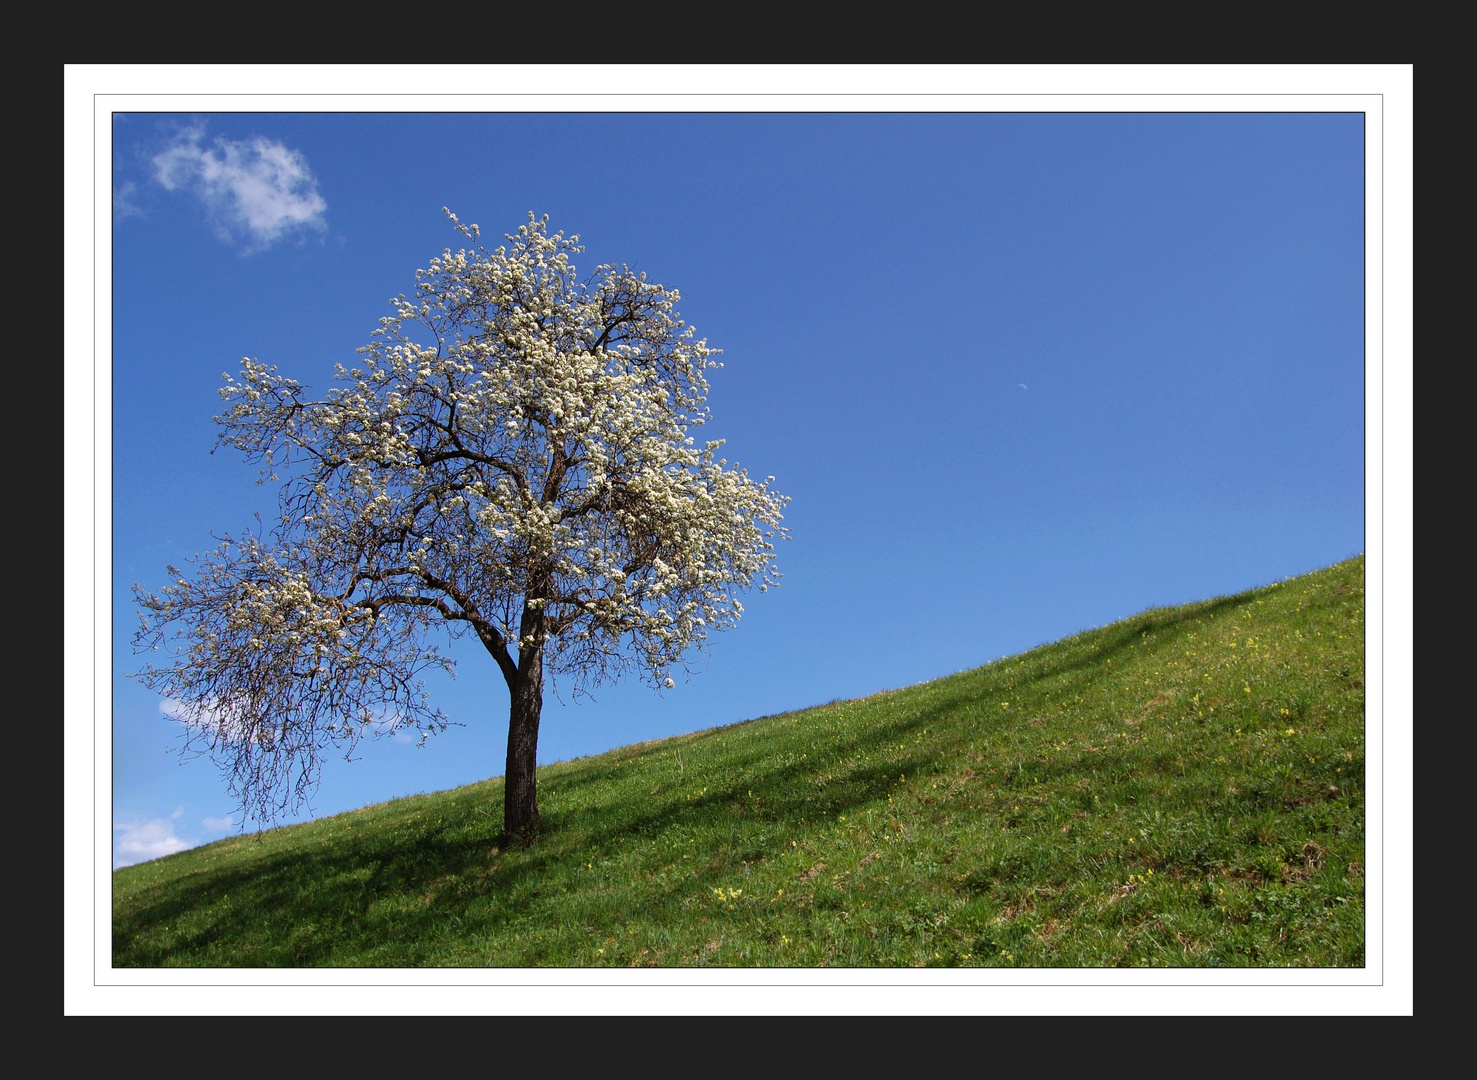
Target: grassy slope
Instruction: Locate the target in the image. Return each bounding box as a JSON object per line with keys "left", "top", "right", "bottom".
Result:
{"left": 114, "top": 556, "right": 1365, "bottom": 967}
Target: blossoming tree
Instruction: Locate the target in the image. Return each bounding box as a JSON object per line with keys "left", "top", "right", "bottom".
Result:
{"left": 132, "top": 212, "right": 788, "bottom": 842}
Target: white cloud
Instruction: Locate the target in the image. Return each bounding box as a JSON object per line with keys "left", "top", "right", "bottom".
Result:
{"left": 202, "top": 815, "right": 237, "bottom": 833}
{"left": 113, "top": 180, "right": 141, "bottom": 220}
{"left": 161, "top": 695, "right": 261, "bottom": 744}
{"left": 161, "top": 696, "right": 204, "bottom": 723}
{"left": 162, "top": 695, "right": 226, "bottom": 735}
{"left": 152, "top": 123, "right": 327, "bottom": 250}
{"left": 162, "top": 696, "right": 422, "bottom": 751}
{"left": 114, "top": 806, "right": 193, "bottom": 868}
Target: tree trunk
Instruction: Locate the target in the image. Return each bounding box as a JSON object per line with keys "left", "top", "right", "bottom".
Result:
{"left": 503, "top": 575, "right": 550, "bottom": 845}
{"left": 504, "top": 653, "right": 543, "bottom": 843}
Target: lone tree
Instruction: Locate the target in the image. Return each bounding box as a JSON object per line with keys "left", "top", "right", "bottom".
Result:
{"left": 132, "top": 211, "right": 788, "bottom": 842}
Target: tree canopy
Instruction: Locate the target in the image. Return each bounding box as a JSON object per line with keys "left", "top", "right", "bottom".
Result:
{"left": 133, "top": 211, "right": 788, "bottom": 839}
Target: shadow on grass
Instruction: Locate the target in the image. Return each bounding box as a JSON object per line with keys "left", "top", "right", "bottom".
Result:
{"left": 116, "top": 571, "right": 1362, "bottom": 966}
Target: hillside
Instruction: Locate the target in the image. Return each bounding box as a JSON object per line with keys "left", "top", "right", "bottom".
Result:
{"left": 113, "top": 556, "right": 1365, "bottom": 967}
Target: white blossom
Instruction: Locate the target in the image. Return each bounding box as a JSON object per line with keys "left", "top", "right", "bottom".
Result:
{"left": 132, "top": 211, "right": 789, "bottom": 830}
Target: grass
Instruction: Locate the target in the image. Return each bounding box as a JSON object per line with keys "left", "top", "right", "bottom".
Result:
{"left": 113, "top": 555, "right": 1365, "bottom": 967}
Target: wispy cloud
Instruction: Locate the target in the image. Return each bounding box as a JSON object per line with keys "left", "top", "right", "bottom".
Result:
{"left": 162, "top": 696, "right": 423, "bottom": 743}
{"left": 152, "top": 123, "right": 327, "bottom": 251}
{"left": 161, "top": 696, "right": 248, "bottom": 742}
{"left": 202, "top": 815, "right": 238, "bottom": 833}
{"left": 113, "top": 180, "right": 142, "bottom": 220}
{"left": 114, "top": 806, "right": 193, "bottom": 868}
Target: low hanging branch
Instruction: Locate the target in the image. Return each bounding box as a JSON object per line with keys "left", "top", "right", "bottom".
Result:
{"left": 133, "top": 211, "right": 789, "bottom": 840}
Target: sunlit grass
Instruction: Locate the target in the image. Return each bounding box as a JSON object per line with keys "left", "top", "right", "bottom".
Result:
{"left": 114, "top": 556, "right": 1365, "bottom": 967}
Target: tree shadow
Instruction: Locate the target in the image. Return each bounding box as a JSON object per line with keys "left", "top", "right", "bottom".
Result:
{"left": 118, "top": 578, "right": 1344, "bottom": 967}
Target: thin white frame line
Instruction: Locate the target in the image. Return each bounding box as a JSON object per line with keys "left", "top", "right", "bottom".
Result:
{"left": 96, "top": 100, "right": 1382, "bottom": 991}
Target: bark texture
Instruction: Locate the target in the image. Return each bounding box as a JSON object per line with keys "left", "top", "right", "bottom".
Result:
{"left": 502, "top": 590, "right": 547, "bottom": 843}
{"left": 504, "top": 660, "right": 542, "bottom": 842}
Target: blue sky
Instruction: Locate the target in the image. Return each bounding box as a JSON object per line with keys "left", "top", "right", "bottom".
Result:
{"left": 108, "top": 110, "right": 1368, "bottom": 868}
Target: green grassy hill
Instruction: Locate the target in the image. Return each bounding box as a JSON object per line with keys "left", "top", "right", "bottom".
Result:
{"left": 114, "top": 556, "right": 1365, "bottom": 967}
